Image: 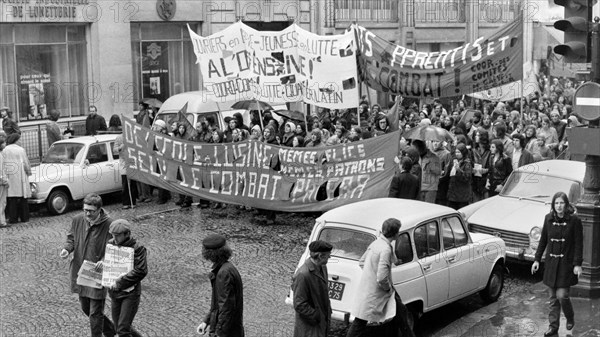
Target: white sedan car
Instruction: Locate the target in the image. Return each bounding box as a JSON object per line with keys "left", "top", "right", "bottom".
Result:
{"left": 29, "top": 135, "right": 122, "bottom": 214}
{"left": 288, "top": 198, "right": 506, "bottom": 332}
{"left": 460, "top": 160, "right": 585, "bottom": 262}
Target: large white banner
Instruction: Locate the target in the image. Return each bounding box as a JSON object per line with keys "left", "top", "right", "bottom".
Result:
{"left": 188, "top": 22, "right": 359, "bottom": 109}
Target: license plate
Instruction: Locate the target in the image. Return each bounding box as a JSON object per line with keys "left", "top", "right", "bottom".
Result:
{"left": 328, "top": 280, "right": 345, "bottom": 300}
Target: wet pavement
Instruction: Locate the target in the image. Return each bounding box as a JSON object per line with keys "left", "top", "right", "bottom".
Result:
{"left": 432, "top": 281, "right": 600, "bottom": 337}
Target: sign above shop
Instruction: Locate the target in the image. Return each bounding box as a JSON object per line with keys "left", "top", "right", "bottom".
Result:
{"left": 156, "top": 0, "right": 176, "bottom": 21}
{"left": 0, "top": 0, "right": 90, "bottom": 23}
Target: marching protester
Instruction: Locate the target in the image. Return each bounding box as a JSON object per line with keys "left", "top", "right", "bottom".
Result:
{"left": 3, "top": 133, "right": 31, "bottom": 224}
{"left": 102, "top": 219, "right": 147, "bottom": 337}
{"left": 197, "top": 234, "right": 244, "bottom": 337}
{"left": 291, "top": 240, "right": 333, "bottom": 337}
{"left": 486, "top": 139, "right": 512, "bottom": 197}
{"left": 511, "top": 133, "right": 535, "bottom": 169}
{"left": 388, "top": 157, "right": 420, "bottom": 200}
{"left": 114, "top": 131, "right": 138, "bottom": 209}
{"left": 532, "top": 192, "right": 583, "bottom": 337}
{"left": 60, "top": 193, "right": 116, "bottom": 337}
{"left": 445, "top": 143, "right": 472, "bottom": 210}
{"left": 151, "top": 120, "right": 172, "bottom": 204}
{"left": 0, "top": 136, "right": 8, "bottom": 228}
{"left": 347, "top": 218, "right": 414, "bottom": 337}
{"left": 413, "top": 140, "right": 441, "bottom": 203}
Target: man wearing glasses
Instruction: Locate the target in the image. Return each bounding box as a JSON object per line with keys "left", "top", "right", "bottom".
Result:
{"left": 85, "top": 105, "right": 107, "bottom": 136}
{"left": 60, "top": 193, "right": 116, "bottom": 337}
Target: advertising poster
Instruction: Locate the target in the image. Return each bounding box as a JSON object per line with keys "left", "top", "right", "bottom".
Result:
{"left": 142, "top": 42, "right": 169, "bottom": 102}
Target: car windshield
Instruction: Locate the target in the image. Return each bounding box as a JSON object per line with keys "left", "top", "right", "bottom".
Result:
{"left": 42, "top": 143, "right": 85, "bottom": 164}
{"left": 318, "top": 227, "right": 376, "bottom": 261}
{"left": 501, "top": 171, "right": 582, "bottom": 203}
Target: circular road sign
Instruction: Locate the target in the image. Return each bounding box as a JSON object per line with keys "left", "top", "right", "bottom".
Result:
{"left": 573, "top": 82, "right": 600, "bottom": 121}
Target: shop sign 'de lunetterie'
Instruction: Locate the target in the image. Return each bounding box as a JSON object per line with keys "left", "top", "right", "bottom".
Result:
{"left": 2, "top": 0, "right": 90, "bottom": 21}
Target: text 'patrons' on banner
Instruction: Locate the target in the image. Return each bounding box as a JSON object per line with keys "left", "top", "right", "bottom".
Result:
{"left": 353, "top": 15, "right": 523, "bottom": 98}
{"left": 121, "top": 117, "right": 398, "bottom": 212}
{"left": 187, "top": 22, "right": 359, "bottom": 109}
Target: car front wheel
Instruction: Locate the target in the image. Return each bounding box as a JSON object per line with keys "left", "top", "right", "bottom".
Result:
{"left": 480, "top": 264, "right": 504, "bottom": 303}
{"left": 47, "top": 189, "right": 70, "bottom": 215}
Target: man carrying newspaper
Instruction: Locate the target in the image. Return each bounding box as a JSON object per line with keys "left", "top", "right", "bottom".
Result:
{"left": 60, "top": 193, "right": 116, "bottom": 337}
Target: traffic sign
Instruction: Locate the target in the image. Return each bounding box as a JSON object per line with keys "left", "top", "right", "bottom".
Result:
{"left": 574, "top": 82, "right": 600, "bottom": 121}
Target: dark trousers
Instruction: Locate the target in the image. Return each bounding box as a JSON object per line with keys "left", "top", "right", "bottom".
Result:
{"left": 548, "top": 287, "right": 574, "bottom": 330}
{"left": 158, "top": 188, "right": 171, "bottom": 203}
{"left": 122, "top": 176, "right": 138, "bottom": 206}
{"left": 111, "top": 294, "right": 143, "bottom": 337}
{"left": 79, "top": 296, "right": 115, "bottom": 337}
{"left": 346, "top": 292, "right": 415, "bottom": 337}
{"left": 6, "top": 197, "right": 29, "bottom": 223}
{"left": 178, "top": 194, "right": 193, "bottom": 206}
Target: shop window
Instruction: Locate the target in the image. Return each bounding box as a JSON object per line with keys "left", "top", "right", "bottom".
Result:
{"left": 0, "top": 24, "right": 88, "bottom": 121}
{"left": 130, "top": 22, "right": 201, "bottom": 110}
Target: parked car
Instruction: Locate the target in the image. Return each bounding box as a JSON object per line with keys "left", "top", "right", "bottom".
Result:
{"left": 287, "top": 198, "right": 506, "bottom": 332}
{"left": 28, "top": 134, "right": 122, "bottom": 215}
{"left": 460, "top": 160, "right": 585, "bottom": 262}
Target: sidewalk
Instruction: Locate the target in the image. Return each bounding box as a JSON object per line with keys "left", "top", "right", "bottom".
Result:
{"left": 435, "top": 282, "right": 600, "bottom": 337}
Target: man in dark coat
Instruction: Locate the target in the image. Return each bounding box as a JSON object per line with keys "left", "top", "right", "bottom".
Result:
{"left": 197, "top": 234, "right": 244, "bottom": 337}
{"left": 85, "top": 105, "right": 107, "bottom": 136}
{"left": 1, "top": 107, "right": 20, "bottom": 136}
{"left": 60, "top": 193, "right": 115, "bottom": 337}
{"left": 103, "top": 219, "right": 147, "bottom": 337}
{"left": 292, "top": 240, "right": 333, "bottom": 337}
{"left": 389, "top": 157, "right": 420, "bottom": 200}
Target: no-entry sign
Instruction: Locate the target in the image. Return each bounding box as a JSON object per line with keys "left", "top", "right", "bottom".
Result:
{"left": 574, "top": 82, "right": 600, "bottom": 121}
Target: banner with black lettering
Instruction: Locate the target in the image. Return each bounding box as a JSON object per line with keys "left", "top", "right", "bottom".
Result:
{"left": 122, "top": 117, "right": 397, "bottom": 212}
{"left": 188, "top": 22, "right": 358, "bottom": 109}
{"left": 353, "top": 16, "right": 523, "bottom": 98}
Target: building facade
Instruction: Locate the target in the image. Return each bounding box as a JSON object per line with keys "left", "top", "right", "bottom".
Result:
{"left": 1, "top": 0, "right": 521, "bottom": 161}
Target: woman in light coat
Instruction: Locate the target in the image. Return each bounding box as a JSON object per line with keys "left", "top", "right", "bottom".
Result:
{"left": 3, "top": 133, "right": 31, "bottom": 223}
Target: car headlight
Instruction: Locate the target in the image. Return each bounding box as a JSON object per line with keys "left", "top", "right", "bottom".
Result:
{"left": 30, "top": 182, "right": 38, "bottom": 196}
{"left": 529, "top": 226, "right": 541, "bottom": 250}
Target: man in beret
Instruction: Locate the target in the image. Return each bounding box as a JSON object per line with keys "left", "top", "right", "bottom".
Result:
{"left": 291, "top": 240, "right": 333, "bottom": 337}
{"left": 100, "top": 219, "right": 147, "bottom": 337}
{"left": 60, "top": 193, "right": 116, "bottom": 337}
{"left": 197, "top": 234, "right": 244, "bottom": 337}
{"left": 347, "top": 218, "right": 415, "bottom": 337}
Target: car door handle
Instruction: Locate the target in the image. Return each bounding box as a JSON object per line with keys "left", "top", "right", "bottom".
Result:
{"left": 106, "top": 163, "right": 114, "bottom": 167}
{"left": 331, "top": 275, "right": 339, "bottom": 281}
{"left": 446, "top": 256, "right": 457, "bottom": 263}
{"left": 422, "top": 264, "right": 432, "bottom": 271}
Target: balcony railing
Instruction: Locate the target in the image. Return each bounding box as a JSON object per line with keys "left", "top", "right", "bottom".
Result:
{"left": 335, "top": 0, "right": 399, "bottom": 23}
{"left": 402, "top": 0, "right": 522, "bottom": 25}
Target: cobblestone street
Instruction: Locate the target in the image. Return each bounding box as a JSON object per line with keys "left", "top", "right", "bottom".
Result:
{"left": 0, "top": 197, "right": 544, "bottom": 337}
{"left": 0, "top": 199, "right": 318, "bottom": 337}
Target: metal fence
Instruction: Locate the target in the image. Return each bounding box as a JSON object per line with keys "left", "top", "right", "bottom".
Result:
{"left": 20, "top": 120, "right": 86, "bottom": 164}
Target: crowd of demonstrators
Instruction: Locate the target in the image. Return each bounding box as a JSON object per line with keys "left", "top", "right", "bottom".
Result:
{"left": 384, "top": 76, "right": 588, "bottom": 209}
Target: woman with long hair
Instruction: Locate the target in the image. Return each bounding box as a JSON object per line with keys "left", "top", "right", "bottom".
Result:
{"left": 445, "top": 143, "right": 472, "bottom": 210}
{"left": 486, "top": 139, "right": 512, "bottom": 197}
{"left": 472, "top": 129, "right": 491, "bottom": 202}
{"left": 532, "top": 192, "right": 583, "bottom": 337}
{"left": 524, "top": 125, "right": 541, "bottom": 161}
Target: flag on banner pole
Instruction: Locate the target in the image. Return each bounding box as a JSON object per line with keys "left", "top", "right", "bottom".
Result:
{"left": 177, "top": 102, "right": 198, "bottom": 140}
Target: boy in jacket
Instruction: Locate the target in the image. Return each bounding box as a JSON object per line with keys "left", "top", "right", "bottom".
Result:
{"left": 101, "top": 219, "right": 148, "bottom": 337}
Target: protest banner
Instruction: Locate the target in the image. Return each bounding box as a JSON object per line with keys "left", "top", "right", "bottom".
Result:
{"left": 101, "top": 244, "right": 134, "bottom": 290}
{"left": 122, "top": 117, "right": 398, "bottom": 212}
{"left": 353, "top": 16, "right": 523, "bottom": 98}
{"left": 188, "top": 22, "right": 359, "bottom": 109}
{"left": 77, "top": 260, "right": 102, "bottom": 289}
